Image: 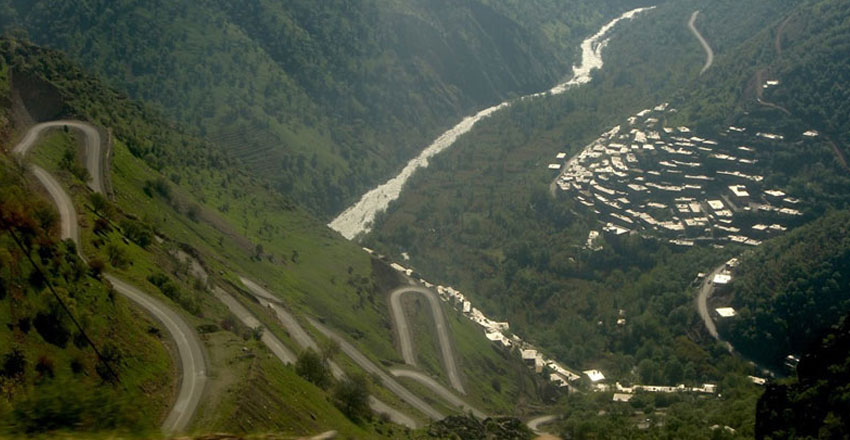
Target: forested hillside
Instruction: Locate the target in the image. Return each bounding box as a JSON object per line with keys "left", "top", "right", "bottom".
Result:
{"left": 755, "top": 310, "right": 850, "bottom": 439}
{"left": 1, "top": 0, "right": 648, "bottom": 217}
{"left": 367, "top": 0, "right": 798, "bottom": 367}
{"left": 722, "top": 210, "right": 850, "bottom": 368}
{"left": 0, "top": 40, "right": 397, "bottom": 437}
{"left": 673, "top": 0, "right": 850, "bottom": 177}
{"left": 365, "top": 0, "right": 850, "bottom": 436}
{"left": 0, "top": 158, "right": 173, "bottom": 434}
{"left": 2, "top": 38, "right": 551, "bottom": 436}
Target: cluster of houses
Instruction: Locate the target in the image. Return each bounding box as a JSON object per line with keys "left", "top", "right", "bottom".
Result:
{"left": 605, "top": 382, "right": 718, "bottom": 403}
{"left": 549, "top": 103, "right": 807, "bottom": 248}
{"left": 379, "top": 252, "right": 588, "bottom": 389}
{"left": 380, "top": 249, "right": 719, "bottom": 398}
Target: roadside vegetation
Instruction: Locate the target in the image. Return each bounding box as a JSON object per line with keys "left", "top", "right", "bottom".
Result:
{"left": 0, "top": 155, "right": 173, "bottom": 435}
{"left": 367, "top": 0, "right": 850, "bottom": 437}
{"left": 1, "top": 34, "right": 542, "bottom": 436}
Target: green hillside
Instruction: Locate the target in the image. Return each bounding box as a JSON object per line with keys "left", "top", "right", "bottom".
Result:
{"left": 0, "top": 156, "right": 173, "bottom": 435}
{"left": 364, "top": 0, "right": 850, "bottom": 436}
{"left": 721, "top": 210, "right": 850, "bottom": 368}
{"left": 1, "top": 41, "right": 401, "bottom": 439}
{"left": 366, "top": 0, "right": 798, "bottom": 365}
{"left": 1, "top": 37, "right": 545, "bottom": 437}
{"left": 0, "top": 0, "right": 650, "bottom": 217}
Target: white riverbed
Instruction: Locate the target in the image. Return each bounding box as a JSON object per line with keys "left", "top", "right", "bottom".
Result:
{"left": 329, "top": 7, "right": 655, "bottom": 240}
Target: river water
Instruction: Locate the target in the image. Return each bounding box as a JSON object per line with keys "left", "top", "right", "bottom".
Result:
{"left": 329, "top": 7, "right": 655, "bottom": 240}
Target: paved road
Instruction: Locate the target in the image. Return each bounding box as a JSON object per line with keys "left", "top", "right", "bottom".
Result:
{"left": 389, "top": 285, "right": 464, "bottom": 394}
{"left": 14, "top": 122, "right": 207, "bottom": 434}
{"left": 696, "top": 265, "right": 733, "bottom": 352}
{"left": 30, "top": 165, "right": 80, "bottom": 242}
{"left": 307, "top": 316, "right": 444, "bottom": 421}
{"left": 688, "top": 11, "right": 714, "bottom": 75}
{"left": 239, "top": 277, "right": 420, "bottom": 428}
{"left": 13, "top": 120, "right": 106, "bottom": 193}
{"left": 240, "top": 277, "right": 324, "bottom": 353}
{"left": 212, "top": 286, "right": 297, "bottom": 365}
{"left": 390, "top": 368, "right": 484, "bottom": 418}
{"left": 106, "top": 275, "right": 208, "bottom": 433}
{"left": 527, "top": 415, "right": 559, "bottom": 434}
{"left": 528, "top": 415, "right": 562, "bottom": 440}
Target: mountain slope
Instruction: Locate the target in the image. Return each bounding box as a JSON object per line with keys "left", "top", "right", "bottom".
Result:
{"left": 2, "top": 38, "right": 545, "bottom": 435}
{"left": 1, "top": 0, "right": 649, "bottom": 217}
{"left": 721, "top": 210, "right": 850, "bottom": 368}
{"left": 755, "top": 311, "right": 850, "bottom": 439}
{"left": 0, "top": 155, "right": 174, "bottom": 434}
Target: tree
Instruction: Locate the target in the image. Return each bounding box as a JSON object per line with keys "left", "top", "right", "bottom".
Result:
{"left": 334, "top": 374, "right": 371, "bottom": 422}
{"left": 295, "top": 349, "right": 332, "bottom": 390}
{"left": 89, "top": 193, "right": 109, "bottom": 217}
{"left": 1, "top": 349, "right": 26, "bottom": 380}
{"left": 106, "top": 243, "right": 128, "bottom": 268}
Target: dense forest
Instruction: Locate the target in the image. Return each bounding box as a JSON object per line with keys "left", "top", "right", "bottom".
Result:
{"left": 755, "top": 311, "right": 850, "bottom": 439}
{"left": 365, "top": 0, "right": 850, "bottom": 436}
{"left": 722, "top": 210, "right": 850, "bottom": 368}
{"left": 367, "top": 0, "right": 795, "bottom": 369}
{"left": 1, "top": 0, "right": 651, "bottom": 217}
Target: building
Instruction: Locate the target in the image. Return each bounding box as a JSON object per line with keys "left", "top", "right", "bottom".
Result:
{"left": 712, "top": 273, "right": 732, "bottom": 285}
{"left": 583, "top": 370, "right": 606, "bottom": 382}
{"left": 715, "top": 307, "right": 737, "bottom": 318}
{"left": 729, "top": 185, "right": 750, "bottom": 205}
{"left": 613, "top": 393, "right": 634, "bottom": 402}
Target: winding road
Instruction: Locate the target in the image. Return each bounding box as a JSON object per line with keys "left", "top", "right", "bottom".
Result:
{"left": 13, "top": 122, "right": 207, "bottom": 434}
{"left": 688, "top": 11, "right": 714, "bottom": 75}
{"left": 696, "top": 265, "right": 733, "bottom": 352}
{"left": 238, "top": 277, "right": 421, "bottom": 428}
{"left": 307, "top": 316, "right": 445, "bottom": 421}
{"left": 389, "top": 285, "right": 464, "bottom": 394}
{"left": 212, "top": 286, "right": 297, "bottom": 365}
{"left": 14, "top": 120, "right": 106, "bottom": 193}
{"left": 390, "top": 368, "right": 484, "bottom": 418}
{"left": 527, "top": 415, "right": 559, "bottom": 434}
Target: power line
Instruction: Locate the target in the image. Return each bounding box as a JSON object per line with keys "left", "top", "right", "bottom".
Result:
{"left": 3, "top": 225, "right": 122, "bottom": 385}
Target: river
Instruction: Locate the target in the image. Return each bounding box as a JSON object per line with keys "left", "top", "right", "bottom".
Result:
{"left": 329, "top": 6, "right": 655, "bottom": 240}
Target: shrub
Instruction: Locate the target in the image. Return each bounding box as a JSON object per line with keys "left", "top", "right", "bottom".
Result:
{"left": 333, "top": 374, "right": 371, "bottom": 422}
{"left": 1, "top": 349, "right": 26, "bottom": 379}
{"left": 295, "top": 349, "right": 332, "bottom": 390}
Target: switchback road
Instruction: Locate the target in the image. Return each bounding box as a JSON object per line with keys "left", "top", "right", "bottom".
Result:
{"left": 212, "top": 286, "right": 297, "bottom": 365}
{"left": 390, "top": 368, "right": 484, "bottom": 418}
{"left": 13, "top": 120, "right": 106, "bottom": 193}
{"left": 307, "top": 316, "right": 444, "bottom": 421}
{"left": 389, "top": 285, "right": 464, "bottom": 394}
{"left": 14, "top": 122, "right": 207, "bottom": 434}
{"left": 238, "top": 278, "right": 420, "bottom": 428}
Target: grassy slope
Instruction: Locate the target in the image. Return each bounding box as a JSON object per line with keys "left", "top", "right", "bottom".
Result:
{"left": 1, "top": 38, "right": 538, "bottom": 433}
{"left": 0, "top": 153, "right": 173, "bottom": 435}
{"left": 22, "top": 125, "right": 396, "bottom": 439}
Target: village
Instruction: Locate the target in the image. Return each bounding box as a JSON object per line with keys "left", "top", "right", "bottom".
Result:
{"left": 376, "top": 251, "right": 722, "bottom": 402}
{"left": 549, "top": 103, "right": 809, "bottom": 249}
{"left": 353, "top": 101, "right": 826, "bottom": 404}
